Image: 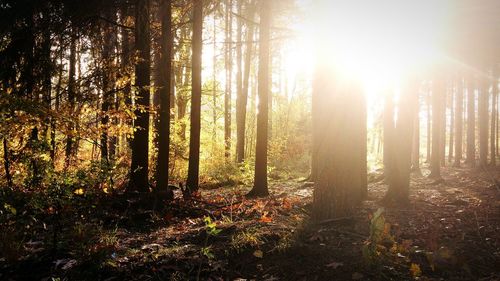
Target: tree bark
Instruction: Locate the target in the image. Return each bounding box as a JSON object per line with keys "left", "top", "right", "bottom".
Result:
{"left": 224, "top": 0, "right": 233, "bottom": 159}
{"left": 411, "top": 92, "right": 421, "bottom": 173}
{"left": 65, "top": 28, "right": 77, "bottom": 168}
{"left": 385, "top": 79, "right": 417, "bottom": 203}
{"left": 155, "top": 0, "right": 173, "bottom": 198}
{"left": 479, "top": 75, "right": 489, "bottom": 167}
{"left": 429, "top": 76, "right": 445, "bottom": 179}
{"left": 129, "top": 0, "right": 151, "bottom": 192}
{"left": 466, "top": 77, "right": 476, "bottom": 166}
{"left": 490, "top": 70, "right": 497, "bottom": 166}
{"left": 248, "top": 0, "right": 271, "bottom": 197}
{"left": 186, "top": 0, "right": 203, "bottom": 192}
{"left": 383, "top": 90, "right": 394, "bottom": 178}
{"left": 454, "top": 77, "right": 464, "bottom": 167}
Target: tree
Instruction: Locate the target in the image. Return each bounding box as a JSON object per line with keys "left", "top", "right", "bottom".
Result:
{"left": 429, "top": 76, "right": 445, "bottom": 179}
{"left": 385, "top": 78, "right": 417, "bottom": 203}
{"left": 129, "top": 0, "right": 151, "bottom": 192}
{"left": 247, "top": 0, "right": 271, "bottom": 197}
{"left": 383, "top": 90, "right": 394, "bottom": 178}
{"left": 235, "top": 0, "right": 245, "bottom": 163}
{"left": 466, "top": 77, "right": 476, "bottom": 166}
{"left": 186, "top": 0, "right": 203, "bottom": 192}
{"left": 224, "top": 0, "right": 233, "bottom": 159}
{"left": 479, "top": 74, "right": 489, "bottom": 167}
{"left": 490, "top": 68, "right": 497, "bottom": 166}
{"left": 454, "top": 77, "right": 464, "bottom": 167}
{"left": 411, "top": 92, "right": 421, "bottom": 173}
{"left": 155, "top": 0, "right": 173, "bottom": 198}
{"left": 65, "top": 28, "right": 77, "bottom": 168}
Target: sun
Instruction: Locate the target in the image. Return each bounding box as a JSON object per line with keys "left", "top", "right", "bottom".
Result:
{"left": 283, "top": 0, "right": 451, "bottom": 100}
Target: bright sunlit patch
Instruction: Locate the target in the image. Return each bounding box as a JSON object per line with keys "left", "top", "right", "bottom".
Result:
{"left": 291, "top": 0, "right": 452, "bottom": 98}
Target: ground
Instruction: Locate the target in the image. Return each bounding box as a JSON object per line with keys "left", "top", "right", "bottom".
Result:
{"left": 1, "top": 166, "right": 499, "bottom": 280}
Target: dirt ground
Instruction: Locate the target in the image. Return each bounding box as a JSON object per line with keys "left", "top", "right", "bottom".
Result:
{"left": 1, "top": 166, "right": 499, "bottom": 280}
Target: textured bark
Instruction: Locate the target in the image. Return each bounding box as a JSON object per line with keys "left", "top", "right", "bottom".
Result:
{"left": 248, "top": 0, "right": 271, "bottom": 197}
{"left": 155, "top": 0, "right": 173, "bottom": 197}
{"left": 448, "top": 87, "right": 454, "bottom": 163}
{"left": 386, "top": 79, "right": 417, "bottom": 202}
{"left": 129, "top": 0, "right": 151, "bottom": 192}
{"left": 312, "top": 70, "right": 367, "bottom": 220}
{"left": 186, "top": 0, "right": 203, "bottom": 192}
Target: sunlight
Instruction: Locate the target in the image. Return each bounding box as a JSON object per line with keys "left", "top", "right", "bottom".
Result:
{"left": 295, "top": 0, "right": 452, "bottom": 99}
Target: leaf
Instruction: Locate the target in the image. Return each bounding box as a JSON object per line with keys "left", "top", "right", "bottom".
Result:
{"left": 410, "top": 263, "right": 422, "bottom": 278}
{"left": 253, "top": 249, "right": 264, "bottom": 258}
{"left": 4, "top": 203, "right": 16, "bottom": 215}
{"left": 74, "top": 188, "right": 84, "bottom": 195}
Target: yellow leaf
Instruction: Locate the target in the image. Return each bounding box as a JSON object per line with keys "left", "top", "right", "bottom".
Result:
{"left": 253, "top": 250, "right": 263, "bottom": 258}
{"left": 74, "top": 188, "right": 84, "bottom": 195}
{"left": 410, "top": 263, "right": 422, "bottom": 278}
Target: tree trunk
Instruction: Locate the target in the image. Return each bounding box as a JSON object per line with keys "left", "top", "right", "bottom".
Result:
{"left": 490, "top": 70, "right": 497, "bottom": 166}
{"left": 426, "top": 89, "right": 431, "bottom": 162}
{"left": 411, "top": 92, "right": 421, "bottom": 173}
{"left": 383, "top": 90, "right": 394, "bottom": 178}
{"left": 479, "top": 75, "right": 489, "bottom": 167}
{"left": 235, "top": 0, "right": 245, "bottom": 163}
{"left": 155, "top": 0, "right": 173, "bottom": 198}
{"left": 466, "top": 78, "right": 476, "bottom": 166}
{"left": 186, "top": 0, "right": 203, "bottom": 192}
{"left": 454, "top": 77, "right": 464, "bottom": 167}
{"left": 312, "top": 69, "right": 366, "bottom": 220}
{"left": 386, "top": 79, "right": 417, "bottom": 203}
{"left": 129, "top": 0, "right": 151, "bottom": 192}
{"left": 247, "top": 0, "right": 271, "bottom": 197}
{"left": 224, "top": 0, "right": 233, "bottom": 159}
{"left": 101, "top": 8, "right": 116, "bottom": 164}
{"left": 448, "top": 86, "right": 454, "bottom": 163}
{"left": 65, "top": 28, "right": 77, "bottom": 168}
{"left": 429, "top": 77, "right": 444, "bottom": 179}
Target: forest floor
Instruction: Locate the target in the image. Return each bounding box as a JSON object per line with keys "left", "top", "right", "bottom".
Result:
{"left": 1, "top": 166, "right": 500, "bottom": 281}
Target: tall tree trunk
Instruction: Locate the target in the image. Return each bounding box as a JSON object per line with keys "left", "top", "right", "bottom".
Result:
{"left": 383, "top": 90, "right": 394, "bottom": 178}
{"left": 247, "top": 0, "right": 271, "bottom": 197}
{"left": 224, "top": 0, "right": 233, "bottom": 159}
{"left": 426, "top": 89, "right": 431, "bottom": 162}
{"left": 411, "top": 93, "right": 421, "bottom": 173}
{"left": 129, "top": 0, "right": 151, "bottom": 192}
{"left": 212, "top": 14, "right": 217, "bottom": 144}
{"left": 235, "top": 0, "right": 245, "bottom": 163}
{"left": 430, "top": 77, "right": 444, "bottom": 179}
{"left": 439, "top": 85, "right": 446, "bottom": 166}
{"left": 186, "top": 0, "right": 203, "bottom": 192}
{"left": 448, "top": 86, "right": 454, "bottom": 162}
{"left": 51, "top": 35, "right": 64, "bottom": 163}
{"left": 101, "top": 8, "right": 116, "bottom": 164}
{"left": 454, "top": 77, "right": 464, "bottom": 167}
{"left": 156, "top": 0, "right": 173, "bottom": 198}
{"left": 466, "top": 77, "right": 476, "bottom": 166}
{"left": 385, "top": 79, "right": 417, "bottom": 203}
{"left": 65, "top": 28, "right": 77, "bottom": 168}
{"left": 479, "top": 75, "right": 489, "bottom": 167}
{"left": 490, "top": 70, "right": 497, "bottom": 166}
{"left": 311, "top": 67, "right": 366, "bottom": 220}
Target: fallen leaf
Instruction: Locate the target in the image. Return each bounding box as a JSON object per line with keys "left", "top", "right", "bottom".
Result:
{"left": 253, "top": 250, "right": 264, "bottom": 258}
